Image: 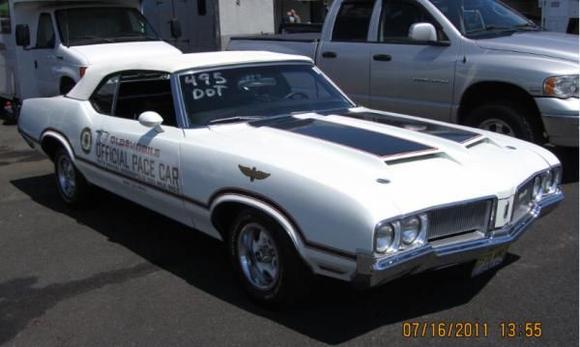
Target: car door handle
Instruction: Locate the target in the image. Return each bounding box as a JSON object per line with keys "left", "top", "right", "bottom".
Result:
{"left": 373, "top": 54, "right": 392, "bottom": 61}
{"left": 34, "top": 60, "right": 38, "bottom": 69}
{"left": 321, "top": 51, "right": 337, "bottom": 58}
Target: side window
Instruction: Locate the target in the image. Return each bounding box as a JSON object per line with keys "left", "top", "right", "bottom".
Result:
{"left": 379, "top": 0, "right": 447, "bottom": 42}
{"left": 113, "top": 72, "right": 177, "bottom": 127}
{"left": 332, "top": 1, "right": 374, "bottom": 42}
{"left": 90, "top": 75, "right": 119, "bottom": 115}
{"left": 36, "top": 13, "right": 55, "bottom": 49}
{"left": 0, "top": 0, "right": 10, "bottom": 34}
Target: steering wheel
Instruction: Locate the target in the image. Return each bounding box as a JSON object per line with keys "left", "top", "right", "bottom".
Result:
{"left": 283, "top": 91, "right": 309, "bottom": 100}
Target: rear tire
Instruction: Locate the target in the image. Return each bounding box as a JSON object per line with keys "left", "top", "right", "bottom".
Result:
{"left": 54, "top": 148, "right": 89, "bottom": 207}
{"left": 466, "top": 101, "right": 544, "bottom": 144}
{"left": 228, "top": 209, "right": 311, "bottom": 307}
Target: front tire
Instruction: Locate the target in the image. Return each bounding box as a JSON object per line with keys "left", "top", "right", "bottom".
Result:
{"left": 228, "top": 209, "right": 311, "bottom": 306}
{"left": 54, "top": 148, "right": 89, "bottom": 206}
{"left": 466, "top": 101, "right": 544, "bottom": 144}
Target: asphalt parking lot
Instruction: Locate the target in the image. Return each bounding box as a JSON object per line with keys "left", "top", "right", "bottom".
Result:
{"left": 0, "top": 118, "right": 578, "bottom": 346}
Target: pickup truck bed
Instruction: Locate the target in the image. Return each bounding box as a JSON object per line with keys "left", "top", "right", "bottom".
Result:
{"left": 229, "top": 33, "right": 319, "bottom": 59}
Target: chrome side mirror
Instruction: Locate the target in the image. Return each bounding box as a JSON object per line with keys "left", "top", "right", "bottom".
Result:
{"left": 409, "top": 22, "right": 437, "bottom": 42}
{"left": 138, "top": 111, "right": 164, "bottom": 132}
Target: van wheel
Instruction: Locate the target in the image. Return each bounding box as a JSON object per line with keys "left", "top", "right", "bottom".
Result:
{"left": 54, "top": 148, "right": 89, "bottom": 206}
{"left": 60, "top": 78, "right": 76, "bottom": 95}
{"left": 466, "top": 101, "right": 544, "bottom": 144}
{"left": 228, "top": 209, "right": 311, "bottom": 306}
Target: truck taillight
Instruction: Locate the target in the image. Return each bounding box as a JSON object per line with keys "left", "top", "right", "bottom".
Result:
{"left": 79, "top": 67, "right": 87, "bottom": 78}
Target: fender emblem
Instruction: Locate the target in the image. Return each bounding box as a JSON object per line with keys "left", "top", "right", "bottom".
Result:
{"left": 238, "top": 165, "right": 270, "bottom": 182}
{"left": 80, "top": 127, "right": 92, "bottom": 154}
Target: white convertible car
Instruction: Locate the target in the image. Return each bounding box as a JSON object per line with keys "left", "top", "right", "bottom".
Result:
{"left": 18, "top": 51, "right": 563, "bottom": 304}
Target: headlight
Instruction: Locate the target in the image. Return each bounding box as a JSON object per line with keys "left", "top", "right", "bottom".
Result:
{"left": 552, "top": 166, "right": 562, "bottom": 191}
{"left": 542, "top": 170, "right": 553, "bottom": 194}
{"left": 375, "top": 223, "right": 395, "bottom": 253}
{"left": 544, "top": 75, "right": 579, "bottom": 99}
{"left": 401, "top": 216, "right": 421, "bottom": 245}
{"left": 532, "top": 175, "right": 543, "bottom": 200}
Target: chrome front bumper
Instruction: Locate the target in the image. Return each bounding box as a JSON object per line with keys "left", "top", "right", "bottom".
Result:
{"left": 354, "top": 191, "right": 563, "bottom": 288}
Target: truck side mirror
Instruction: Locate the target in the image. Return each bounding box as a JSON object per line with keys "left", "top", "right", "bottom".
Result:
{"left": 409, "top": 22, "right": 437, "bottom": 43}
{"left": 15, "top": 24, "right": 30, "bottom": 47}
{"left": 169, "top": 19, "right": 182, "bottom": 39}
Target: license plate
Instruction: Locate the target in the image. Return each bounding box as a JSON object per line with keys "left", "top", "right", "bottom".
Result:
{"left": 471, "top": 246, "right": 509, "bottom": 277}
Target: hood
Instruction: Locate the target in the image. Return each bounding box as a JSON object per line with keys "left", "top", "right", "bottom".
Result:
{"left": 475, "top": 31, "right": 579, "bottom": 62}
{"left": 69, "top": 41, "right": 182, "bottom": 66}
{"left": 208, "top": 108, "right": 555, "bottom": 216}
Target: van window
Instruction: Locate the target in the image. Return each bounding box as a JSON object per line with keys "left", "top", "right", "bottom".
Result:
{"left": 36, "top": 13, "right": 55, "bottom": 49}
{"left": 56, "top": 7, "right": 159, "bottom": 46}
{"left": 0, "top": 0, "right": 10, "bottom": 34}
{"left": 113, "top": 72, "right": 177, "bottom": 127}
{"left": 332, "top": 1, "right": 374, "bottom": 42}
{"left": 90, "top": 75, "right": 119, "bottom": 115}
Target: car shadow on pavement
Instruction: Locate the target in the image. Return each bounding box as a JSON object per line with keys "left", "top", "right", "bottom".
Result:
{"left": 10, "top": 174, "right": 520, "bottom": 344}
{"left": 549, "top": 146, "right": 579, "bottom": 184}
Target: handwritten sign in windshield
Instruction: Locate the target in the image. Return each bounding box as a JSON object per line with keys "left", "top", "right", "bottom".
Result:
{"left": 184, "top": 72, "right": 228, "bottom": 100}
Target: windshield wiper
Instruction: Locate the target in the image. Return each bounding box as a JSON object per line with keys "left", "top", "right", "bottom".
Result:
{"left": 207, "top": 116, "right": 263, "bottom": 125}
{"left": 467, "top": 25, "right": 516, "bottom": 35}
{"left": 71, "top": 36, "right": 115, "bottom": 45}
{"left": 514, "top": 23, "right": 541, "bottom": 31}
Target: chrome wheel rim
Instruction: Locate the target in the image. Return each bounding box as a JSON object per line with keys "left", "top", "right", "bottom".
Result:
{"left": 237, "top": 222, "right": 280, "bottom": 290}
{"left": 57, "top": 155, "right": 76, "bottom": 199}
{"left": 479, "top": 119, "right": 516, "bottom": 137}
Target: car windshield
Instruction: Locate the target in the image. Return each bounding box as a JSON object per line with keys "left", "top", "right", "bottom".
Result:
{"left": 56, "top": 7, "right": 159, "bottom": 46}
{"left": 179, "top": 64, "right": 354, "bottom": 126}
{"left": 429, "top": 0, "right": 538, "bottom": 37}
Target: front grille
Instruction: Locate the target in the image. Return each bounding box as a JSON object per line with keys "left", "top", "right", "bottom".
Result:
{"left": 513, "top": 179, "right": 534, "bottom": 223}
{"left": 428, "top": 199, "right": 493, "bottom": 241}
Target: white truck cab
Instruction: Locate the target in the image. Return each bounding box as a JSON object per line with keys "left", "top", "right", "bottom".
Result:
{"left": 0, "top": 0, "right": 181, "bottom": 121}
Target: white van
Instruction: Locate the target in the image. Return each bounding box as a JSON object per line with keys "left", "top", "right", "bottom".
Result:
{"left": 0, "top": 0, "right": 181, "bottom": 121}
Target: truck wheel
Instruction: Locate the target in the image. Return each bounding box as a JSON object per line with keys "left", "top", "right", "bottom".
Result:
{"left": 466, "top": 101, "right": 543, "bottom": 144}
{"left": 54, "top": 148, "right": 89, "bottom": 206}
{"left": 228, "top": 209, "right": 311, "bottom": 306}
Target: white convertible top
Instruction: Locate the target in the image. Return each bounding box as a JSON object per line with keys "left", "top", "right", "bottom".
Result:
{"left": 67, "top": 51, "right": 313, "bottom": 100}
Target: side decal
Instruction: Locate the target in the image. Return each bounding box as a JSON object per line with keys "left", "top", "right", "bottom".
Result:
{"left": 80, "top": 127, "right": 92, "bottom": 154}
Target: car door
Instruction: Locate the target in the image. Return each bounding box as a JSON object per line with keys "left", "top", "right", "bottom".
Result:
{"left": 97, "top": 71, "right": 189, "bottom": 225}
{"left": 368, "top": 0, "right": 460, "bottom": 122}
{"left": 317, "top": 0, "right": 375, "bottom": 106}
{"left": 32, "top": 13, "right": 60, "bottom": 96}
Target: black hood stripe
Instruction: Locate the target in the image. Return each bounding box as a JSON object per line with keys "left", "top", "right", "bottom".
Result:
{"left": 262, "top": 117, "right": 436, "bottom": 158}
{"left": 341, "top": 112, "right": 481, "bottom": 144}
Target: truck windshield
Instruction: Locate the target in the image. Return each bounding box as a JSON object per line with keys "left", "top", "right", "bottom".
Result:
{"left": 429, "top": 0, "right": 538, "bottom": 37}
{"left": 56, "top": 7, "right": 159, "bottom": 46}
{"left": 179, "top": 64, "right": 354, "bottom": 126}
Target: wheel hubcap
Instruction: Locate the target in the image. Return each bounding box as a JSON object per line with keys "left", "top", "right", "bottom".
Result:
{"left": 237, "top": 223, "right": 280, "bottom": 290}
{"left": 479, "top": 119, "right": 516, "bottom": 137}
{"left": 57, "top": 155, "right": 76, "bottom": 199}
